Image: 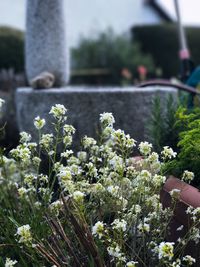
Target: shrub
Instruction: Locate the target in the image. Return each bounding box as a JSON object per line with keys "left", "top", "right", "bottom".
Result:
{"left": 71, "top": 29, "right": 155, "bottom": 85}
{"left": 132, "top": 24, "right": 200, "bottom": 78}
{"left": 0, "top": 26, "right": 24, "bottom": 72}
{"left": 0, "top": 100, "right": 199, "bottom": 266}
{"left": 165, "top": 107, "right": 200, "bottom": 187}
{"left": 147, "top": 95, "right": 179, "bottom": 153}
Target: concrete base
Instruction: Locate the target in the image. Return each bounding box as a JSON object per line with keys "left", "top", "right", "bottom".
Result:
{"left": 15, "top": 86, "right": 178, "bottom": 148}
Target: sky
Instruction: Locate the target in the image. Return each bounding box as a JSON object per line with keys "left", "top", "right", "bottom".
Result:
{"left": 0, "top": 0, "right": 200, "bottom": 47}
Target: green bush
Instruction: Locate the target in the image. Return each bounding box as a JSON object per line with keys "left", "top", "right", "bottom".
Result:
{"left": 0, "top": 26, "right": 24, "bottom": 72}
{"left": 71, "top": 29, "right": 155, "bottom": 85}
{"left": 132, "top": 24, "right": 200, "bottom": 78}
{"left": 165, "top": 107, "right": 200, "bottom": 187}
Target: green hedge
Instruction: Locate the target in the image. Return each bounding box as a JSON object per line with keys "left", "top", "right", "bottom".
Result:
{"left": 0, "top": 26, "right": 24, "bottom": 72}
{"left": 132, "top": 24, "right": 200, "bottom": 78}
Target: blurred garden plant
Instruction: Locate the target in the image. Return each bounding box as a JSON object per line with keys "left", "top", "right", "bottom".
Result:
{"left": 165, "top": 106, "right": 200, "bottom": 187}
{"left": 0, "top": 101, "right": 199, "bottom": 266}
{"left": 71, "top": 29, "right": 154, "bottom": 85}
{"left": 147, "top": 95, "right": 179, "bottom": 153}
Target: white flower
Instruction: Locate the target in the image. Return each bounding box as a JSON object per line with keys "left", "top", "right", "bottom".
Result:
{"left": 63, "top": 124, "right": 75, "bottom": 135}
{"left": 82, "top": 136, "right": 97, "bottom": 148}
{"left": 20, "top": 131, "right": 32, "bottom": 143}
{"left": 147, "top": 152, "right": 159, "bottom": 162}
{"left": 112, "top": 129, "right": 136, "bottom": 149}
{"left": 182, "top": 170, "right": 194, "bottom": 182}
{"left": 139, "top": 141, "right": 152, "bottom": 156}
{"left": 72, "top": 191, "right": 85, "bottom": 202}
{"left": 92, "top": 221, "right": 104, "bottom": 238}
{"left": 161, "top": 146, "right": 177, "bottom": 160}
{"left": 24, "top": 174, "right": 37, "bottom": 187}
{"left": 191, "top": 207, "right": 200, "bottom": 221}
{"left": 170, "top": 189, "right": 181, "bottom": 199}
{"left": 5, "top": 258, "right": 17, "bottom": 267}
{"left": 107, "top": 185, "right": 120, "bottom": 197}
{"left": 40, "top": 134, "right": 53, "bottom": 150}
{"left": 158, "top": 242, "right": 174, "bottom": 260}
{"left": 32, "top": 156, "right": 41, "bottom": 167}
{"left": 100, "top": 112, "right": 115, "bottom": 127}
{"left": 49, "top": 104, "right": 67, "bottom": 121}
{"left": 133, "top": 205, "right": 141, "bottom": 214}
{"left": 86, "top": 162, "right": 98, "bottom": 177}
{"left": 61, "top": 149, "right": 73, "bottom": 158}
{"left": 152, "top": 174, "right": 166, "bottom": 186}
{"left": 70, "top": 164, "right": 82, "bottom": 176}
{"left": 0, "top": 98, "right": 5, "bottom": 110}
{"left": 93, "top": 183, "right": 105, "bottom": 193}
{"left": 16, "top": 224, "right": 32, "bottom": 245}
{"left": 171, "top": 259, "right": 181, "bottom": 267}
{"left": 39, "top": 174, "right": 48, "bottom": 183}
{"left": 50, "top": 200, "right": 62, "bottom": 216}
{"left": 77, "top": 151, "right": 87, "bottom": 162}
{"left": 18, "top": 187, "right": 28, "bottom": 198}
{"left": 183, "top": 255, "right": 196, "bottom": 265}
{"left": 58, "top": 167, "right": 72, "bottom": 181}
{"left": 34, "top": 201, "right": 42, "bottom": 208}
{"left": 27, "top": 142, "right": 37, "bottom": 150}
{"left": 186, "top": 206, "right": 193, "bottom": 215}
{"left": 125, "top": 135, "right": 137, "bottom": 149}
{"left": 102, "top": 126, "right": 114, "bottom": 138}
{"left": 112, "top": 219, "right": 127, "bottom": 232}
{"left": 63, "top": 135, "right": 73, "bottom": 146}
{"left": 126, "top": 261, "right": 138, "bottom": 267}
{"left": 107, "top": 244, "right": 126, "bottom": 261}
{"left": 176, "top": 225, "right": 184, "bottom": 231}
{"left": 10, "top": 146, "right": 31, "bottom": 165}
{"left": 139, "top": 170, "right": 151, "bottom": 182}
{"left": 138, "top": 222, "right": 150, "bottom": 233}
{"left": 48, "top": 150, "right": 54, "bottom": 156}
{"left": 34, "top": 116, "right": 46, "bottom": 129}
{"left": 109, "top": 155, "right": 124, "bottom": 172}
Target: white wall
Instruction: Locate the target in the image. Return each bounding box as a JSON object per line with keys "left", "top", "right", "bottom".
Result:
{"left": 66, "top": 0, "right": 162, "bottom": 46}
{"left": 0, "top": 0, "right": 167, "bottom": 47}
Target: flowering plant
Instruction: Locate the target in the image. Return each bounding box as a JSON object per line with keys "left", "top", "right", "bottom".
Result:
{"left": 0, "top": 103, "right": 199, "bottom": 266}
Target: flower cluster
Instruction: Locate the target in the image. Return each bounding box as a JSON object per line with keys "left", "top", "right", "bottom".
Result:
{"left": 100, "top": 112, "right": 115, "bottom": 127}
{"left": 34, "top": 116, "right": 46, "bottom": 130}
{"left": 161, "top": 146, "right": 177, "bottom": 160}
{"left": 49, "top": 104, "right": 67, "bottom": 122}
{"left": 16, "top": 224, "right": 32, "bottom": 245}
{"left": 5, "top": 258, "right": 17, "bottom": 267}
{"left": 0, "top": 98, "right": 5, "bottom": 110}
{"left": 158, "top": 242, "right": 174, "bottom": 260}
{"left": 139, "top": 141, "right": 152, "bottom": 156}
{"left": 182, "top": 170, "right": 194, "bottom": 183}
{"left": 92, "top": 221, "right": 105, "bottom": 239}
{"left": 0, "top": 103, "right": 198, "bottom": 266}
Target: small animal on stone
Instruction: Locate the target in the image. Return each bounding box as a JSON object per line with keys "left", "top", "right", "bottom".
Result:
{"left": 30, "top": 71, "right": 55, "bottom": 89}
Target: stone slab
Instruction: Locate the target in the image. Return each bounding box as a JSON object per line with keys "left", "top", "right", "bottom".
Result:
{"left": 15, "top": 86, "right": 178, "bottom": 148}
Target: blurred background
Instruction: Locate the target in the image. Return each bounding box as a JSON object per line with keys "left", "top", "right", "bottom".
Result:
{"left": 0, "top": 0, "right": 200, "bottom": 85}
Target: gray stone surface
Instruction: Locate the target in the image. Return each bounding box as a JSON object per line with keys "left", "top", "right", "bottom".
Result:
{"left": 15, "top": 86, "right": 178, "bottom": 148}
{"left": 25, "top": 0, "right": 69, "bottom": 87}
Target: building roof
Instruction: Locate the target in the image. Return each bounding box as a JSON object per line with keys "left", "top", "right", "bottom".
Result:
{"left": 145, "top": 0, "right": 174, "bottom": 22}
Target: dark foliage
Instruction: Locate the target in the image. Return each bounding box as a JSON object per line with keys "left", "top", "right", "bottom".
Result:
{"left": 132, "top": 24, "right": 200, "bottom": 78}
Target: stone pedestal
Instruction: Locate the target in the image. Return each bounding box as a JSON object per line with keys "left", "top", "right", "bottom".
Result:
{"left": 25, "top": 0, "right": 69, "bottom": 86}
{"left": 15, "top": 87, "right": 178, "bottom": 147}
